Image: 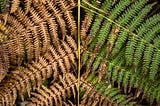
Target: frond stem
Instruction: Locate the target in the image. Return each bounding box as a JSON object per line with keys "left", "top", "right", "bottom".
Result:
{"left": 78, "top": 0, "right": 81, "bottom": 106}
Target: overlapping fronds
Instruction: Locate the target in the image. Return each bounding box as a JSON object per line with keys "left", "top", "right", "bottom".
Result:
{"left": 0, "top": 0, "right": 160, "bottom": 105}
{"left": 80, "top": 76, "right": 136, "bottom": 106}
{"left": 26, "top": 73, "right": 77, "bottom": 106}
{"left": 0, "top": 0, "right": 77, "bottom": 82}
{"left": 0, "top": 37, "right": 77, "bottom": 105}
{"left": 81, "top": 0, "right": 160, "bottom": 105}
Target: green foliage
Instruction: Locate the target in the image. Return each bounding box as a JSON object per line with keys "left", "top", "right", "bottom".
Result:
{"left": 0, "top": 0, "right": 9, "bottom": 12}
{"left": 86, "top": 74, "right": 136, "bottom": 105}
{"left": 81, "top": 0, "right": 160, "bottom": 105}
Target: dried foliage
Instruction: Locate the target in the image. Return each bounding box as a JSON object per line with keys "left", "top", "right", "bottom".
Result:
{"left": 0, "top": 0, "right": 78, "bottom": 105}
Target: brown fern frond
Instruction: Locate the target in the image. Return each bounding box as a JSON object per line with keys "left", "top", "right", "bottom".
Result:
{"left": 48, "top": 18, "right": 60, "bottom": 47}
{"left": 0, "top": 44, "right": 9, "bottom": 82}
{"left": 0, "top": 37, "right": 77, "bottom": 105}
{"left": 57, "top": 0, "right": 77, "bottom": 38}
{"left": 0, "top": 1, "right": 77, "bottom": 104}
{"left": 26, "top": 73, "right": 77, "bottom": 106}
{"left": 24, "top": 30, "right": 34, "bottom": 62}
{"left": 10, "top": 0, "right": 47, "bottom": 14}
{"left": 13, "top": 8, "right": 34, "bottom": 27}
{"left": 45, "top": 0, "right": 61, "bottom": 15}
{"left": 56, "top": 14, "right": 67, "bottom": 40}
{"left": 10, "top": 0, "right": 20, "bottom": 13}
{"left": 32, "top": 1, "right": 51, "bottom": 20}
{"left": 31, "top": 26, "right": 41, "bottom": 62}
{"left": 81, "top": 13, "right": 93, "bottom": 47}
{"left": 15, "top": 35, "right": 25, "bottom": 65}
{"left": 38, "top": 22, "right": 50, "bottom": 54}
{"left": 64, "top": 10, "right": 77, "bottom": 38}
{"left": 0, "top": 0, "right": 77, "bottom": 68}
{"left": 4, "top": 15, "right": 25, "bottom": 35}
{"left": 29, "top": 7, "right": 43, "bottom": 24}
{"left": 24, "top": 0, "right": 32, "bottom": 14}
{"left": 80, "top": 80, "right": 114, "bottom": 106}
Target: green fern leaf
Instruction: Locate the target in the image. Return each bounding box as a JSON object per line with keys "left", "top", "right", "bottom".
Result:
{"left": 122, "top": 71, "right": 131, "bottom": 87}
{"left": 0, "top": 0, "right": 9, "bottom": 12}
{"left": 117, "top": 0, "right": 147, "bottom": 26}
{"left": 133, "top": 41, "right": 145, "bottom": 67}
{"left": 144, "top": 24, "right": 160, "bottom": 42}
{"left": 90, "top": 16, "right": 103, "bottom": 37}
{"left": 109, "top": 0, "right": 130, "bottom": 20}
{"left": 104, "top": 88, "right": 118, "bottom": 95}
{"left": 125, "top": 36, "right": 138, "bottom": 66}
{"left": 149, "top": 50, "right": 160, "bottom": 80}
{"left": 82, "top": 51, "right": 89, "bottom": 65}
{"left": 112, "top": 4, "right": 152, "bottom": 57}
{"left": 143, "top": 46, "right": 154, "bottom": 73}
{"left": 136, "top": 14, "right": 160, "bottom": 37}
{"left": 92, "top": 45, "right": 106, "bottom": 71}
{"left": 101, "top": 0, "right": 112, "bottom": 12}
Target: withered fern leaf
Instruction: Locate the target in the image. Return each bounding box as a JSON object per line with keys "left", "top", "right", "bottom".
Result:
{"left": 0, "top": 36, "right": 77, "bottom": 105}
{"left": 26, "top": 73, "right": 77, "bottom": 106}
{"left": 0, "top": 0, "right": 77, "bottom": 82}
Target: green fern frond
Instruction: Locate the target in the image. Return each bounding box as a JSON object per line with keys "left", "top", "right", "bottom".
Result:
{"left": 149, "top": 50, "right": 160, "bottom": 80}
{"left": 109, "top": 0, "right": 131, "bottom": 20}
{"left": 89, "top": 0, "right": 112, "bottom": 37}
{"left": 92, "top": 44, "right": 106, "bottom": 71}
{"left": 133, "top": 41, "right": 145, "bottom": 67}
{"left": 85, "top": 74, "right": 136, "bottom": 105}
{"left": 113, "top": 4, "right": 152, "bottom": 58}
{"left": 101, "top": 0, "right": 112, "bottom": 12}
{"left": 117, "top": 0, "right": 147, "bottom": 25}
{"left": 0, "top": 0, "right": 9, "bottom": 13}
{"left": 143, "top": 46, "right": 154, "bottom": 73}
{"left": 88, "top": 0, "right": 130, "bottom": 49}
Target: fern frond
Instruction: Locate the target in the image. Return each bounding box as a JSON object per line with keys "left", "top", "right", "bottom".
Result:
{"left": 0, "top": 44, "right": 9, "bottom": 82}
{"left": 81, "top": 74, "right": 136, "bottom": 105}
{"left": 64, "top": 10, "right": 77, "bottom": 38}
{"left": 26, "top": 73, "right": 77, "bottom": 106}
{"left": 29, "top": 7, "right": 43, "bottom": 24}
{"left": 38, "top": 22, "right": 50, "bottom": 54}
{"left": 0, "top": 38, "right": 77, "bottom": 105}
{"left": 10, "top": 0, "right": 20, "bottom": 13}
{"left": 113, "top": 4, "right": 152, "bottom": 58}
{"left": 89, "top": 0, "right": 112, "bottom": 37}
{"left": 32, "top": 1, "right": 51, "bottom": 19}
{"left": 0, "top": 0, "right": 9, "bottom": 13}
{"left": 31, "top": 26, "right": 41, "bottom": 62}
{"left": 149, "top": 50, "right": 160, "bottom": 80}
{"left": 14, "top": 8, "right": 34, "bottom": 27}
{"left": 117, "top": 0, "right": 147, "bottom": 26}
{"left": 24, "top": 0, "right": 32, "bottom": 14}
{"left": 88, "top": 0, "right": 131, "bottom": 49}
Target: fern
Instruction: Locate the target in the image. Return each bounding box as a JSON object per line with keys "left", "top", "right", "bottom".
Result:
{"left": 0, "top": 0, "right": 9, "bottom": 13}
{"left": 81, "top": 0, "right": 160, "bottom": 105}
{"left": 26, "top": 73, "right": 77, "bottom": 106}
{"left": 0, "top": 0, "right": 160, "bottom": 105}
{"left": 0, "top": 37, "right": 77, "bottom": 105}
{"left": 83, "top": 74, "right": 136, "bottom": 105}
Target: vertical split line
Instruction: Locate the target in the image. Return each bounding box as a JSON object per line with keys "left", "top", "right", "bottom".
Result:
{"left": 77, "top": 0, "right": 81, "bottom": 105}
